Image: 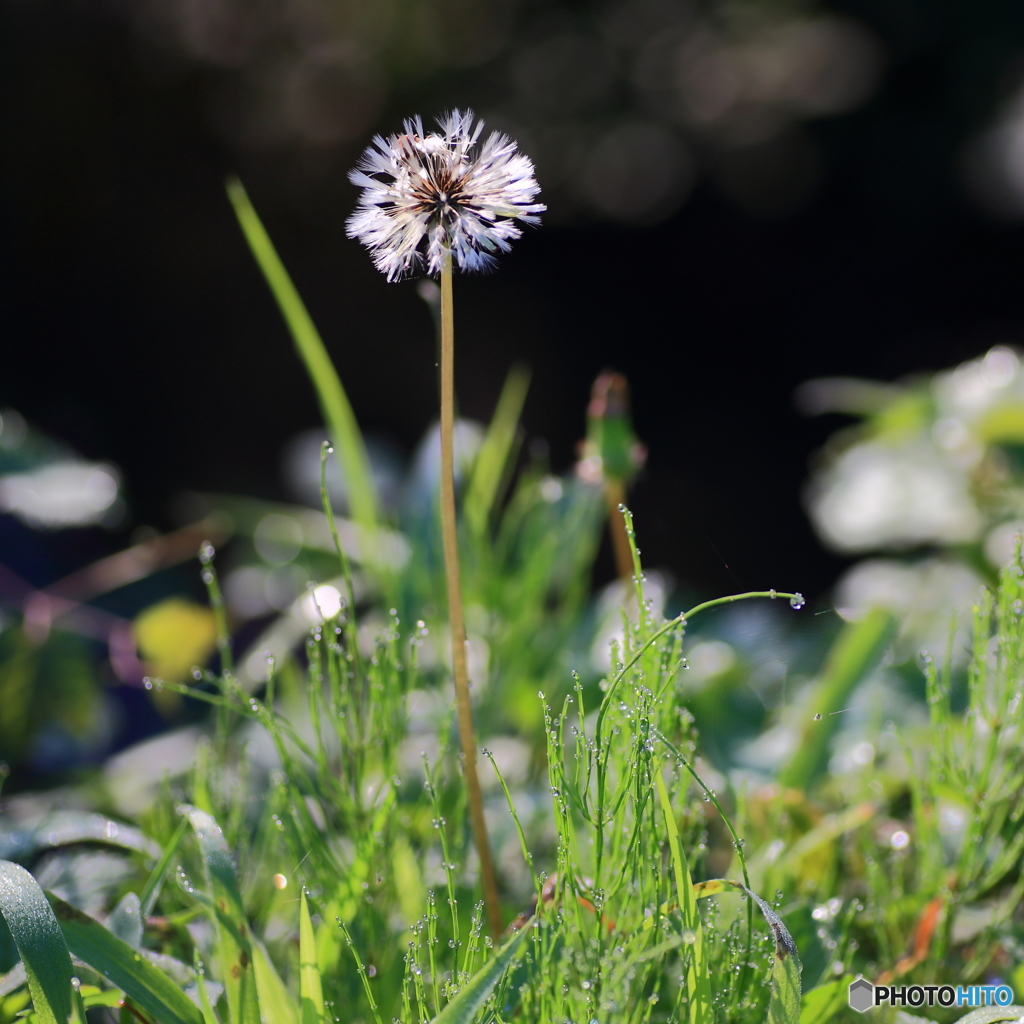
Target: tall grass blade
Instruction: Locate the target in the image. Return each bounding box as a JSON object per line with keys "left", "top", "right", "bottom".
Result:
{"left": 429, "top": 925, "right": 530, "bottom": 1024}
{"left": 300, "top": 891, "right": 325, "bottom": 1024}
{"left": 226, "top": 177, "right": 379, "bottom": 537}
{"left": 655, "top": 772, "right": 711, "bottom": 1024}
{"left": 182, "top": 805, "right": 261, "bottom": 1024}
{"left": 779, "top": 607, "right": 895, "bottom": 789}
{"left": 252, "top": 938, "right": 298, "bottom": 1024}
{"left": 464, "top": 364, "right": 530, "bottom": 535}
{"left": 195, "top": 955, "right": 222, "bottom": 1024}
{"left": 139, "top": 816, "right": 189, "bottom": 918}
{"left": 690, "top": 879, "right": 802, "bottom": 1024}
{"left": 46, "top": 892, "right": 202, "bottom": 1024}
{"left": 0, "top": 861, "right": 72, "bottom": 1024}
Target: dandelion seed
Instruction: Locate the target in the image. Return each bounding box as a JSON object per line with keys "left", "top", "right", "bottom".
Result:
{"left": 346, "top": 110, "right": 545, "bottom": 281}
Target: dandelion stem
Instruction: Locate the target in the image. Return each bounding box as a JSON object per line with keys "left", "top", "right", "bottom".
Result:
{"left": 439, "top": 258, "right": 503, "bottom": 940}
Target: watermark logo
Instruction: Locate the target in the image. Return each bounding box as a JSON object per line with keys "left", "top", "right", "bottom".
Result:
{"left": 848, "top": 980, "right": 1015, "bottom": 1012}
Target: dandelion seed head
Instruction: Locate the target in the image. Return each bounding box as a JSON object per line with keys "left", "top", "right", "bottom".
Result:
{"left": 346, "top": 110, "right": 545, "bottom": 281}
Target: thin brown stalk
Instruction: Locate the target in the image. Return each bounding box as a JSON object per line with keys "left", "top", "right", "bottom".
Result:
{"left": 439, "top": 259, "right": 503, "bottom": 940}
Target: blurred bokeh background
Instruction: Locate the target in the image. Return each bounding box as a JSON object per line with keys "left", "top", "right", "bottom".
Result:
{"left": 8, "top": 0, "right": 1024, "bottom": 779}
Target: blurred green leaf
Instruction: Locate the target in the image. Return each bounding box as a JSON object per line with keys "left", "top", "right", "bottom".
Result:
{"left": 0, "top": 810, "right": 160, "bottom": 864}
{"left": 779, "top": 607, "right": 896, "bottom": 790}
{"left": 300, "top": 891, "right": 325, "bottom": 1024}
{"left": 465, "top": 364, "right": 530, "bottom": 535}
{"left": 182, "top": 805, "right": 261, "bottom": 1024}
{"left": 107, "top": 892, "right": 142, "bottom": 949}
{"left": 252, "top": 938, "right": 298, "bottom": 1024}
{"left": 801, "top": 976, "right": 853, "bottom": 1024}
{"left": 226, "top": 177, "right": 379, "bottom": 539}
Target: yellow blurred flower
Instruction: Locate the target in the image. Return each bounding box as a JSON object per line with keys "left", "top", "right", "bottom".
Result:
{"left": 133, "top": 598, "right": 217, "bottom": 682}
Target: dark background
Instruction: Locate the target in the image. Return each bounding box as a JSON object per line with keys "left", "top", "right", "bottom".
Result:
{"left": 5, "top": 0, "right": 1024, "bottom": 601}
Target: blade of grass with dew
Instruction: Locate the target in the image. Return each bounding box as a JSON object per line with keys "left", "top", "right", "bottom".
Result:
{"left": 0, "top": 861, "right": 73, "bottom": 1024}
{"left": 655, "top": 771, "right": 711, "bottom": 1024}
{"left": 195, "top": 952, "right": 221, "bottom": 1024}
{"left": 300, "top": 891, "right": 325, "bottom": 1024}
{"left": 45, "top": 892, "right": 202, "bottom": 1024}
{"left": 252, "top": 938, "right": 298, "bottom": 1024}
{"left": 464, "top": 364, "right": 530, "bottom": 536}
{"left": 779, "top": 607, "right": 896, "bottom": 790}
{"left": 689, "top": 879, "right": 802, "bottom": 1024}
{"left": 428, "top": 925, "right": 531, "bottom": 1024}
{"left": 139, "top": 816, "right": 189, "bottom": 918}
{"left": 225, "top": 177, "right": 378, "bottom": 538}
{"left": 182, "top": 805, "right": 261, "bottom": 1024}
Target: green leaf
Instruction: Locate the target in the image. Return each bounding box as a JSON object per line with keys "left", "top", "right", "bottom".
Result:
{"left": 954, "top": 1007, "right": 1024, "bottom": 1024}
{"left": 801, "top": 977, "right": 853, "bottom": 1024}
{"left": 252, "top": 938, "right": 298, "bottom": 1024}
{"left": 46, "top": 891, "right": 202, "bottom": 1024}
{"left": 429, "top": 925, "right": 531, "bottom": 1024}
{"left": 181, "top": 805, "right": 261, "bottom": 1024}
{"left": 226, "top": 177, "right": 379, "bottom": 538}
{"left": 300, "top": 891, "right": 325, "bottom": 1024}
{"left": 107, "top": 892, "right": 142, "bottom": 949}
{"left": 0, "top": 861, "right": 73, "bottom": 1024}
{"left": 655, "top": 772, "right": 711, "bottom": 1024}
{"left": 779, "top": 608, "right": 896, "bottom": 789}
{"left": 464, "top": 364, "right": 530, "bottom": 535}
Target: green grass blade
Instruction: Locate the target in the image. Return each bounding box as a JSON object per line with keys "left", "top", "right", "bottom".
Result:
{"left": 226, "top": 177, "right": 379, "bottom": 536}
{"left": 194, "top": 948, "right": 222, "bottom": 1024}
{"left": 464, "top": 364, "right": 530, "bottom": 535}
{"left": 300, "top": 891, "right": 325, "bottom": 1024}
{"left": 182, "top": 805, "right": 261, "bottom": 1024}
{"left": 252, "top": 938, "right": 298, "bottom": 1024}
{"left": 429, "top": 925, "right": 530, "bottom": 1024}
{"left": 655, "top": 772, "right": 710, "bottom": 1024}
{"left": 779, "top": 607, "right": 896, "bottom": 790}
{"left": 139, "top": 816, "right": 189, "bottom": 918}
{"left": 46, "top": 892, "right": 202, "bottom": 1024}
{"left": 0, "top": 861, "right": 73, "bottom": 1024}
{"left": 689, "top": 879, "right": 802, "bottom": 1024}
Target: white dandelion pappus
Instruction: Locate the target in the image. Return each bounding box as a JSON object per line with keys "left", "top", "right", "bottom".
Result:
{"left": 346, "top": 110, "right": 545, "bottom": 281}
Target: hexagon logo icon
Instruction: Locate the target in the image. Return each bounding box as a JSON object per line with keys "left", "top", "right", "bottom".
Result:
{"left": 849, "top": 978, "right": 874, "bottom": 1012}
